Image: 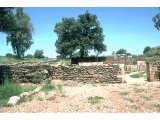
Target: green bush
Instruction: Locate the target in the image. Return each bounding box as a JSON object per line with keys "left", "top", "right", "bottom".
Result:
{"left": 21, "top": 85, "right": 37, "bottom": 93}
{"left": 5, "top": 53, "right": 13, "bottom": 58}
{"left": 0, "top": 56, "right": 22, "bottom": 64}
{"left": 0, "top": 79, "right": 22, "bottom": 99}
{"left": 60, "top": 59, "right": 71, "bottom": 66}
{"left": 87, "top": 96, "right": 104, "bottom": 105}
{"left": 34, "top": 49, "right": 45, "bottom": 59}
{"left": 119, "top": 91, "right": 130, "bottom": 96}
{"left": 25, "top": 54, "right": 33, "bottom": 59}
{"left": 0, "top": 99, "right": 8, "bottom": 107}
{"left": 41, "top": 80, "right": 63, "bottom": 93}
{"left": 55, "top": 84, "right": 63, "bottom": 93}
{"left": 130, "top": 72, "right": 145, "bottom": 78}
{"left": 154, "top": 104, "right": 160, "bottom": 112}
{"left": 31, "top": 74, "right": 43, "bottom": 84}
{"left": 41, "top": 80, "right": 55, "bottom": 93}
{"left": 0, "top": 79, "right": 37, "bottom": 107}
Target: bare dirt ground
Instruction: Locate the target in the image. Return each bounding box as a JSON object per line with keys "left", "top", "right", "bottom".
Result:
{"left": 0, "top": 74, "right": 160, "bottom": 113}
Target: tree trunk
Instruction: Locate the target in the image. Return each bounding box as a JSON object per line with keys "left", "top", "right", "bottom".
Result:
{"left": 16, "top": 45, "right": 21, "bottom": 59}
{"left": 80, "top": 46, "right": 84, "bottom": 59}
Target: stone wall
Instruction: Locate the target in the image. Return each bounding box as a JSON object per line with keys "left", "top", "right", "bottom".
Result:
{"left": 0, "top": 63, "right": 124, "bottom": 84}
{"left": 0, "top": 63, "right": 52, "bottom": 83}
{"left": 52, "top": 64, "right": 123, "bottom": 83}
{"left": 124, "top": 64, "right": 146, "bottom": 73}
{"left": 146, "top": 62, "right": 160, "bottom": 82}
{"left": 79, "top": 62, "right": 103, "bottom": 66}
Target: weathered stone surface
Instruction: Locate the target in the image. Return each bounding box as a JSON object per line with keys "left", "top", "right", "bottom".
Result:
{"left": 146, "top": 62, "right": 160, "bottom": 82}
{"left": 0, "top": 62, "right": 124, "bottom": 84}
{"left": 33, "top": 87, "right": 42, "bottom": 93}
{"left": 7, "top": 96, "right": 20, "bottom": 106}
{"left": 19, "top": 92, "right": 30, "bottom": 98}
{"left": 38, "top": 92, "right": 46, "bottom": 99}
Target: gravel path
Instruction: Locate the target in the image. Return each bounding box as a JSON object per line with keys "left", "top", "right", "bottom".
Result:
{"left": 0, "top": 75, "right": 160, "bottom": 113}
{"left": 124, "top": 73, "right": 147, "bottom": 84}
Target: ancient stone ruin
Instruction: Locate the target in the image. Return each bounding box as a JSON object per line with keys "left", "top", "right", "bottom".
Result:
{"left": 146, "top": 62, "right": 160, "bottom": 82}
{"left": 0, "top": 62, "right": 124, "bottom": 84}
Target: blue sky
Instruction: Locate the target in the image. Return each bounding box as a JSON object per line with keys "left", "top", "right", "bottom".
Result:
{"left": 0, "top": 7, "right": 159, "bottom": 58}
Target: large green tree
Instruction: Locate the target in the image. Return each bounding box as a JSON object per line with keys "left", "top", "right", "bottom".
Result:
{"left": 34, "top": 49, "right": 45, "bottom": 59}
{"left": 6, "top": 8, "right": 34, "bottom": 58}
{"left": 0, "top": 7, "right": 15, "bottom": 33}
{"left": 152, "top": 8, "right": 160, "bottom": 30}
{"left": 77, "top": 11, "right": 106, "bottom": 58}
{"left": 54, "top": 17, "right": 78, "bottom": 58}
{"left": 54, "top": 11, "right": 106, "bottom": 59}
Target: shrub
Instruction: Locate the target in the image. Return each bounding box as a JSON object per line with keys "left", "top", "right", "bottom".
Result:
{"left": 25, "top": 54, "right": 33, "bottom": 59}
{"left": 0, "top": 79, "right": 22, "bottom": 99}
{"left": 60, "top": 59, "right": 71, "bottom": 66}
{"left": 142, "top": 96, "right": 152, "bottom": 101}
{"left": 119, "top": 91, "right": 130, "bottom": 96}
{"left": 5, "top": 53, "right": 13, "bottom": 58}
{"left": 87, "top": 96, "right": 104, "bottom": 105}
{"left": 47, "top": 96, "right": 55, "bottom": 101}
{"left": 0, "top": 56, "right": 22, "bottom": 64}
{"left": 154, "top": 104, "right": 160, "bottom": 112}
{"left": 41, "top": 80, "right": 55, "bottom": 93}
{"left": 0, "top": 79, "right": 36, "bottom": 107}
{"left": 133, "top": 88, "right": 144, "bottom": 93}
{"left": 31, "top": 74, "right": 43, "bottom": 84}
{"left": 130, "top": 72, "right": 145, "bottom": 78}
{"left": 41, "top": 80, "right": 63, "bottom": 93}
{"left": 34, "top": 49, "right": 45, "bottom": 59}
{"left": 55, "top": 84, "right": 62, "bottom": 93}
{"left": 21, "top": 85, "right": 37, "bottom": 93}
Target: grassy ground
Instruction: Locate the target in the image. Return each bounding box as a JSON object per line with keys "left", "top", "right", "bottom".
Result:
{"left": 87, "top": 96, "right": 104, "bottom": 105}
{"left": 41, "top": 80, "right": 63, "bottom": 93}
{"left": 130, "top": 72, "right": 146, "bottom": 78}
{"left": 0, "top": 79, "right": 36, "bottom": 107}
{"left": 0, "top": 56, "right": 71, "bottom": 65}
{"left": 0, "top": 56, "right": 23, "bottom": 64}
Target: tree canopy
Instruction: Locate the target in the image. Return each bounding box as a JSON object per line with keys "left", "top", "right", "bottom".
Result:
{"left": 54, "top": 17, "right": 78, "bottom": 58}
{"left": 6, "top": 8, "right": 34, "bottom": 58}
{"left": 116, "top": 48, "right": 127, "bottom": 55}
{"left": 152, "top": 8, "right": 160, "bottom": 30}
{"left": 144, "top": 46, "right": 160, "bottom": 56}
{"left": 0, "top": 7, "right": 15, "bottom": 33}
{"left": 143, "top": 46, "right": 151, "bottom": 54}
{"left": 34, "top": 49, "right": 45, "bottom": 59}
{"left": 54, "top": 11, "right": 106, "bottom": 59}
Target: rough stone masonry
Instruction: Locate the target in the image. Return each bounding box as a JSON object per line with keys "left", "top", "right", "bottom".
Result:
{"left": 0, "top": 62, "right": 124, "bottom": 84}
{"left": 146, "top": 62, "right": 160, "bottom": 82}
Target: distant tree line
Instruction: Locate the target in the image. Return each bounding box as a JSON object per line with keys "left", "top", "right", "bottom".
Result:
{"left": 115, "top": 46, "right": 160, "bottom": 57}
{"left": 5, "top": 49, "right": 45, "bottom": 59}
{"left": 143, "top": 46, "right": 160, "bottom": 57}
{"left": 115, "top": 48, "right": 131, "bottom": 55}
